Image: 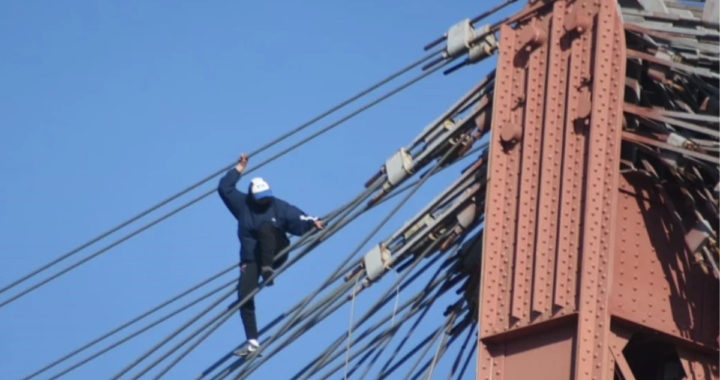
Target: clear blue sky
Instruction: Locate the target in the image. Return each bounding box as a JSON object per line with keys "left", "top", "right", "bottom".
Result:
{"left": 0, "top": 1, "right": 518, "bottom": 379}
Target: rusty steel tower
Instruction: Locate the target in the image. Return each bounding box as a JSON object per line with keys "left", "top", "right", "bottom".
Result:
{"left": 475, "top": 0, "right": 719, "bottom": 378}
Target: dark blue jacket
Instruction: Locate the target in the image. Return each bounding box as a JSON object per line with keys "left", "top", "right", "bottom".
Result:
{"left": 218, "top": 168, "right": 318, "bottom": 262}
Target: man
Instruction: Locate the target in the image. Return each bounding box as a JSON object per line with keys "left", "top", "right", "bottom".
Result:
{"left": 218, "top": 153, "right": 324, "bottom": 356}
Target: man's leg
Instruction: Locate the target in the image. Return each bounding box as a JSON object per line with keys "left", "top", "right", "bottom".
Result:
{"left": 237, "top": 262, "right": 260, "bottom": 346}
{"left": 256, "top": 222, "right": 290, "bottom": 284}
{"left": 273, "top": 229, "right": 291, "bottom": 270}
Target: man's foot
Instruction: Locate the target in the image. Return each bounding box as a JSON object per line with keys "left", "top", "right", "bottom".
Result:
{"left": 233, "top": 339, "right": 261, "bottom": 357}
{"left": 261, "top": 266, "right": 275, "bottom": 287}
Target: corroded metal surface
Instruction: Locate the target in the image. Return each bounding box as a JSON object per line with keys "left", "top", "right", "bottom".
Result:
{"left": 475, "top": 0, "right": 719, "bottom": 376}
{"left": 477, "top": 0, "right": 628, "bottom": 377}
{"left": 611, "top": 173, "right": 719, "bottom": 346}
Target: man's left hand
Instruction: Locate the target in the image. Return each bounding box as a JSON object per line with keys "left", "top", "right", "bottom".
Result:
{"left": 314, "top": 219, "right": 325, "bottom": 230}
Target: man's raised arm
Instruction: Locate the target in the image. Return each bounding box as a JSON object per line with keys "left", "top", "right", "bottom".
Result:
{"left": 217, "top": 153, "right": 249, "bottom": 219}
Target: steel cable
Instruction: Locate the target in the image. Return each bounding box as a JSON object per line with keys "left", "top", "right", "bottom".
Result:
{"left": 29, "top": 75, "right": 483, "bottom": 380}
{"left": 0, "top": 50, "right": 445, "bottom": 309}
{"left": 18, "top": 267, "right": 236, "bottom": 380}
{"left": 195, "top": 149, "right": 486, "bottom": 380}
{"left": 406, "top": 320, "right": 467, "bottom": 380}
{"left": 105, "top": 179, "right": 383, "bottom": 380}
{"left": 235, "top": 106, "right": 460, "bottom": 378}
{"left": 373, "top": 324, "right": 445, "bottom": 379}
{"left": 306, "top": 237, "right": 466, "bottom": 380}
{"left": 277, "top": 231, "right": 453, "bottom": 380}
{"left": 443, "top": 324, "right": 475, "bottom": 380}
{"left": 38, "top": 278, "right": 237, "bottom": 380}
{"left": 454, "top": 333, "right": 477, "bottom": 380}
{"left": 285, "top": 132, "right": 467, "bottom": 380}
{"left": 216, "top": 236, "right": 457, "bottom": 380}
{"left": 29, "top": 175, "right": 380, "bottom": 380}
{"left": 400, "top": 313, "right": 453, "bottom": 380}
{"left": 284, "top": 251, "right": 457, "bottom": 380}
{"left": 312, "top": 272, "right": 457, "bottom": 380}
{"left": 314, "top": 295, "right": 445, "bottom": 380}
{"left": 154, "top": 257, "right": 360, "bottom": 380}
{"left": 23, "top": 140, "right": 486, "bottom": 380}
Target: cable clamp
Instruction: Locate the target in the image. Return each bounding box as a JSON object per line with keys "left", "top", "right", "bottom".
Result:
{"left": 363, "top": 244, "right": 392, "bottom": 281}
{"left": 468, "top": 25, "right": 497, "bottom": 63}
{"left": 446, "top": 19, "right": 475, "bottom": 59}
{"left": 445, "top": 20, "right": 497, "bottom": 62}
{"left": 385, "top": 148, "right": 414, "bottom": 186}
{"left": 667, "top": 132, "right": 692, "bottom": 149}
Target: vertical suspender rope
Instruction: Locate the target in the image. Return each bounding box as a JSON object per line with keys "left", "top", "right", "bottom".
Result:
{"left": 343, "top": 273, "right": 361, "bottom": 380}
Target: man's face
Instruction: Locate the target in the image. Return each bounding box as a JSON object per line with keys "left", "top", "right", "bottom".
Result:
{"left": 255, "top": 197, "right": 271, "bottom": 205}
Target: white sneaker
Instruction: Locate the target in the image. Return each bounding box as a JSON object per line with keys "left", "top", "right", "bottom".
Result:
{"left": 233, "top": 339, "right": 261, "bottom": 357}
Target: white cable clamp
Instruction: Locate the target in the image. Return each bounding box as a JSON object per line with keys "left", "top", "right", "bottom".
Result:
{"left": 667, "top": 132, "right": 690, "bottom": 148}
{"left": 363, "top": 244, "right": 392, "bottom": 281}
{"left": 385, "top": 148, "right": 414, "bottom": 186}
{"left": 446, "top": 19, "right": 475, "bottom": 58}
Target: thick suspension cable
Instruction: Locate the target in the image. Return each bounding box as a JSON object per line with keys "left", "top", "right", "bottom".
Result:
{"left": 374, "top": 323, "right": 446, "bottom": 379}
{"left": 31, "top": 173, "right": 393, "bottom": 380}
{"left": 359, "top": 267, "right": 458, "bottom": 380}
{"left": 105, "top": 180, "right": 383, "bottom": 380}
{"left": 272, "top": 232, "right": 453, "bottom": 380}
{"left": 23, "top": 59, "right": 486, "bottom": 380}
{"left": 302, "top": 234, "right": 468, "bottom": 380}
{"left": 0, "top": 53, "right": 448, "bottom": 311}
{"left": 207, "top": 280, "right": 357, "bottom": 380}
{"left": 0, "top": 49, "right": 442, "bottom": 300}
{"left": 455, "top": 335, "right": 477, "bottom": 380}
{"left": 210, "top": 236, "right": 458, "bottom": 380}
{"left": 116, "top": 174, "right": 416, "bottom": 375}
{"left": 313, "top": 294, "right": 446, "bottom": 380}
{"left": 18, "top": 267, "right": 235, "bottom": 380}
{"left": 312, "top": 268, "right": 456, "bottom": 380}
{"left": 40, "top": 278, "right": 238, "bottom": 380}
{"left": 286, "top": 135, "right": 468, "bottom": 380}
{"left": 235, "top": 111, "right": 462, "bottom": 377}
{"left": 443, "top": 324, "right": 476, "bottom": 380}
{"left": 274, "top": 250, "right": 457, "bottom": 380}
{"left": 198, "top": 146, "right": 486, "bottom": 379}
{"left": 128, "top": 200, "right": 380, "bottom": 380}
{"left": 406, "top": 320, "right": 467, "bottom": 380}
{"left": 400, "top": 312, "right": 455, "bottom": 380}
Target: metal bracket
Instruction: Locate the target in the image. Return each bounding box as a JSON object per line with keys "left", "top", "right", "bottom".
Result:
{"left": 385, "top": 148, "right": 414, "bottom": 186}
{"left": 424, "top": 119, "right": 456, "bottom": 145}
{"left": 403, "top": 214, "right": 434, "bottom": 241}
{"left": 518, "top": 20, "right": 547, "bottom": 52}
{"left": 468, "top": 24, "right": 497, "bottom": 63}
{"left": 363, "top": 244, "right": 392, "bottom": 281}
{"left": 564, "top": 7, "right": 592, "bottom": 35}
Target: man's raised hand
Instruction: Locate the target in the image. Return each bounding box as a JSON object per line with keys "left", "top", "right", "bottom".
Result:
{"left": 236, "top": 153, "right": 249, "bottom": 173}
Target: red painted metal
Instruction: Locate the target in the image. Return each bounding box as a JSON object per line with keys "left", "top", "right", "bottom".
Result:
{"left": 474, "top": 0, "right": 718, "bottom": 376}
{"left": 611, "top": 173, "right": 719, "bottom": 346}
